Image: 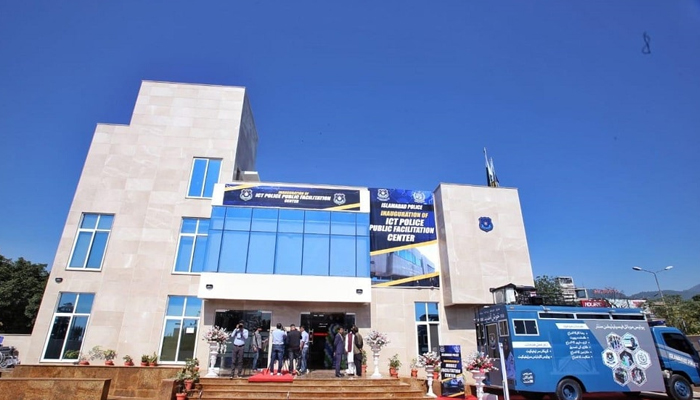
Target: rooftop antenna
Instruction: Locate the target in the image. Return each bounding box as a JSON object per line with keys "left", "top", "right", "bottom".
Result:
{"left": 484, "top": 148, "right": 499, "bottom": 188}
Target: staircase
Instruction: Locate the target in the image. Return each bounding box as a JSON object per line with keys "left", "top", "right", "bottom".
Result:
{"left": 194, "top": 372, "right": 429, "bottom": 400}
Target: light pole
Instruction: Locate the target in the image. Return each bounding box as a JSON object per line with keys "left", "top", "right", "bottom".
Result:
{"left": 632, "top": 266, "right": 673, "bottom": 306}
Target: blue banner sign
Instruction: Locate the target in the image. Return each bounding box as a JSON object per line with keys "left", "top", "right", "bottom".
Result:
{"left": 223, "top": 184, "right": 361, "bottom": 211}
{"left": 368, "top": 188, "right": 437, "bottom": 254}
{"left": 439, "top": 344, "right": 466, "bottom": 398}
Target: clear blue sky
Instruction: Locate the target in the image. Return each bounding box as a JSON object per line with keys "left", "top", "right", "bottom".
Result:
{"left": 1, "top": 1, "right": 698, "bottom": 296}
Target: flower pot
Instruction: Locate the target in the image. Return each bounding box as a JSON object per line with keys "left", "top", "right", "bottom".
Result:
{"left": 433, "top": 371, "right": 440, "bottom": 380}
{"left": 78, "top": 360, "right": 90, "bottom": 366}
{"left": 105, "top": 360, "right": 114, "bottom": 366}
{"left": 184, "top": 379, "right": 194, "bottom": 391}
{"left": 389, "top": 367, "right": 398, "bottom": 378}
{"left": 140, "top": 362, "right": 148, "bottom": 367}
{"left": 410, "top": 368, "right": 418, "bottom": 378}
{"left": 175, "top": 393, "right": 187, "bottom": 400}
{"left": 124, "top": 361, "right": 134, "bottom": 366}
{"left": 362, "top": 365, "right": 367, "bottom": 374}
{"left": 149, "top": 362, "right": 157, "bottom": 367}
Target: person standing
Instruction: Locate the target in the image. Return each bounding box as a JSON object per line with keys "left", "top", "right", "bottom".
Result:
{"left": 299, "top": 325, "right": 310, "bottom": 374}
{"left": 286, "top": 324, "right": 302, "bottom": 374}
{"left": 231, "top": 321, "right": 249, "bottom": 378}
{"left": 268, "top": 323, "right": 287, "bottom": 375}
{"left": 333, "top": 326, "right": 345, "bottom": 378}
{"left": 345, "top": 327, "right": 355, "bottom": 375}
{"left": 251, "top": 327, "right": 266, "bottom": 372}
{"left": 351, "top": 326, "right": 364, "bottom": 377}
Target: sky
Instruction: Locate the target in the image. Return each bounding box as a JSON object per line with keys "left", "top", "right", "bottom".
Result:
{"left": 1, "top": 1, "right": 699, "bottom": 296}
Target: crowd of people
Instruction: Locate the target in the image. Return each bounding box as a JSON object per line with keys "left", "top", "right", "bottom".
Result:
{"left": 229, "top": 321, "right": 363, "bottom": 378}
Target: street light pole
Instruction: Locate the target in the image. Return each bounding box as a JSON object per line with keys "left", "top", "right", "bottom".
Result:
{"left": 632, "top": 266, "right": 673, "bottom": 307}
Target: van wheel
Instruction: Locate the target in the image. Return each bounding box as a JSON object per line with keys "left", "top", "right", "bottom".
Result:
{"left": 556, "top": 378, "right": 582, "bottom": 400}
{"left": 667, "top": 374, "right": 692, "bottom": 400}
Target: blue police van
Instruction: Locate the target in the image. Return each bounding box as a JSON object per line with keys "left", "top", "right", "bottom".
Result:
{"left": 476, "top": 304, "right": 700, "bottom": 400}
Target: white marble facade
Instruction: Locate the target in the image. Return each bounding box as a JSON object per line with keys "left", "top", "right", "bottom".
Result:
{"left": 25, "top": 81, "right": 535, "bottom": 376}
{"left": 27, "top": 81, "right": 258, "bottom": 363}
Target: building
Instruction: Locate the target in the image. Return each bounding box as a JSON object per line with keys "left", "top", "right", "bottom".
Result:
{"left": 25, "top": 81, "right": 535, "bottom": 374}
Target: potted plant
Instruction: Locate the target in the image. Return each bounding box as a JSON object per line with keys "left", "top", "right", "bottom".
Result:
{"left": 78, "top": 352, "right": 90, "bottom": 365}
{"left": 64, "top": 349, "right": 80, "bottom": 362}
{"left": 102, "top": 349, "right": 117, "bottom": 365}
{"left": 361, "top": 350, "right": 368, "bottom": 375}
{"left": 140, "top": 354, "right": 150, "bottom": 367}
{"left": 123, "top": 355, "right": 134, "bottom": 366}
{"left": 410, "top": 358, "right": 419, "bottom": 378}
{"left": 148, "top": 352, "right": 158, "bottom": 367}
{"left": 183, "top": 358, "right": 200, "bottom": 390}
{"left": 388, "top": 353, "right": 401, "bottom": 378}
{"left": 174, "top": 370, "right": 188, "bottom": 400}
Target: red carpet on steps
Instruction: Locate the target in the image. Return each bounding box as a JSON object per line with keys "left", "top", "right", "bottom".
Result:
{"left": 248, "top": 371, "right": 295, "bottom": 382}
{"left": 437, "top": 397, "right": 477, "bottom": 400}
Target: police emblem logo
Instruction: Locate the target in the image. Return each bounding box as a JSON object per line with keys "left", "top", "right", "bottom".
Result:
{"left": 377, "top": 189, "right": 390, "bottom": 201}
{"left": 333, "top": 193, "right": 346, "bottom": 205}
{"left": 479, "top": 217, "right": 493, "bottom": 232}
{"left": 412, "top": 191, "right": 426, "bottom": 204}
{"left": 240, "top": 189, "right": 253, "bottom": 201}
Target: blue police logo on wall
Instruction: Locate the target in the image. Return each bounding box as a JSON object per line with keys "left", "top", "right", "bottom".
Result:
{"left": 333, "top": 193, "right": 346, "bottom": 205}
{"left": 479, "top": 217, "right": 493, "bottom": 232}
{"left": 240, "top": 189, "right": 253, "bottom": 201}
{"left": 412, "top": 191, "right": 426, "bottom": 204}
{"left": 377, "top": 189, "right": 390, "bottom": 201}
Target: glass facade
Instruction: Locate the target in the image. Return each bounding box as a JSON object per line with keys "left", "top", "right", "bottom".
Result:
{"left": 173, "top": 218, "right": 210, "bottom": 273}
{"left": 204, "top": 206, "right": 370, "bottom": 277}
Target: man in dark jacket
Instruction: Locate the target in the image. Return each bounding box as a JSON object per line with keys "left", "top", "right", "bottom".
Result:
{"left": 286, "top": 324, "right": 302, "bottom": 374}
{"left": 333, "top": 326, "right": 345, "bottom": 377}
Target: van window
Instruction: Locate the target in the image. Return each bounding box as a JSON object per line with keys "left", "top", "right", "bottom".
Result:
{"left": 498, "top": 320, "right": 509, "bottom": 336}
{"left": 539, "top": 312, "right": 574, "bottom": 319}
{"left": 611, "top": 314, "right": 645, "bottom": 320}
{"left": 513, "top": 319, "right": 538, "bottom": 335}
{"left": 663, "top": 332, "right": 695, "bottom": 356}
{"left": 576, "top": 313, "right": 611, "bottom": 320}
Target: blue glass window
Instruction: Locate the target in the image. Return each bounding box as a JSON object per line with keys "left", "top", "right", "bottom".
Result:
{"left": 210, "top": 207, "right": 225, "bottom": 230}
{"left": 187, "top": 158, "right": 221, "bottom": 198}
{"left": 68, "top": 213, "right": 114, "bottom": 270}
{"left": 331, "top": 212, "right": 356, "bottom": 236}
{"left": 275, "top": 233, "right": 303, "bottom": 275}
{"left": 356, "top": 236, "right": 370, "bottom": 277}
{"left": 218, "top": 231, "right": 249, "bottom": 273}
{"left": 43, "top": 292, "right": 95, "bottom": 361}
{"left": 278, "top": 209, "right": 304, "bottom": 233}
{"left": 251, "top": 208, "right": 278, "bottom": 232}
{"left": 174, "top": 218, "right": 209, "bottom": 273}
{"left": 303, "top": 234, "right": 330, "bottom": 276}
{"left": 225, "top": 207, "right": 252, "bottom": 231}
{"left": 205, "top": 206, "right": 370, "bottom": 278}
{"left": 356, "top": 213, "right": 369, "bottom": 236}
{"left": 304, "top": 211, "right": 330, "bottom": 234}
{"left": 330, "top": 235, "right": 355, "bottom": 276}
{"left": 161, "top": 296, "right": 202, "bottom": 362}
{"left": 247, "top": 232, "right": 276, "bottom": 274}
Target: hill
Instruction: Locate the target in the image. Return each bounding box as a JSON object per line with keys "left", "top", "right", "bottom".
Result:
{"left": 628, "top": 283, "right": 700, "bottom": 300}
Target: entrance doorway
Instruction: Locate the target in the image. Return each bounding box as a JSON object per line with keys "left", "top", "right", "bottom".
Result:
{"left": 300, "top": 312, "right": 355, "bottom": 369}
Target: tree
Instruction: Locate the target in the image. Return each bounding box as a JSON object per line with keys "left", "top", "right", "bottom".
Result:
{"left": 648, "top": 294, "right": 700, "bottom": 335}
{"left": 534, "top": 275, "right": 569, "bottom": 305}
{"left": 0, "top": 255, "right": 49, "bottom": 333}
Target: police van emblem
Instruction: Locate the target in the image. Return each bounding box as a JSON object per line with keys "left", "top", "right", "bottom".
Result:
{"left": 240, "top": 189, "right": 253, "bottom": 201}
{"left": 333, "top": 193, "right": 346, "bottom": 205}
{"left": 377, "top": 189, "right": 390, "bottom": 201}
{"left": 412, "top": 191, "right": 426, "bottom": 204}
{"left": 479, "top": 217, "right": 493, "bottom": 232}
